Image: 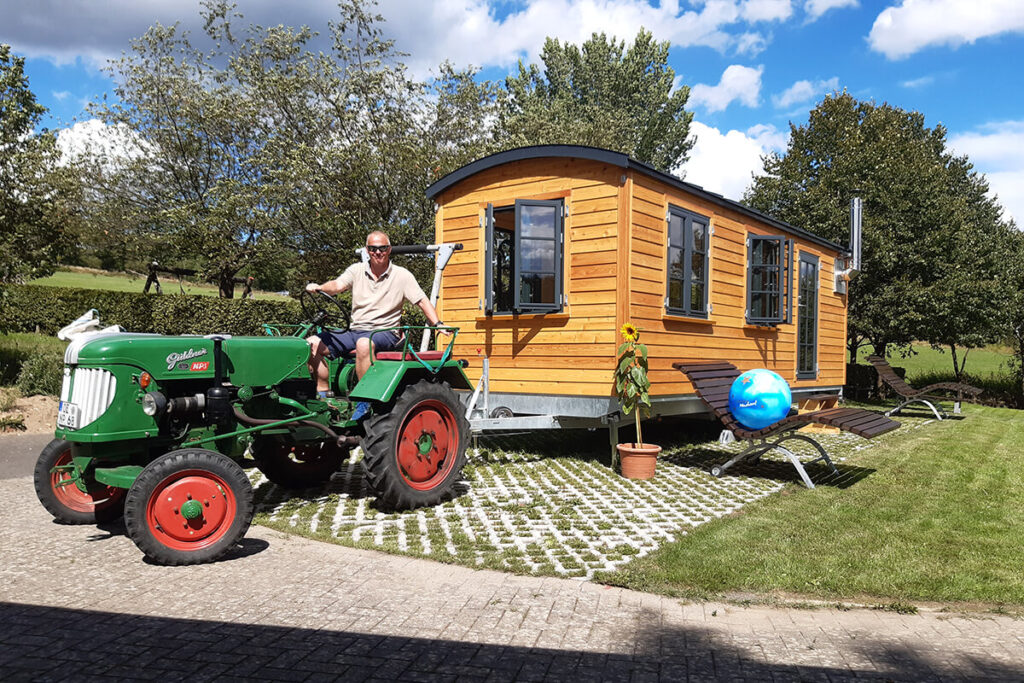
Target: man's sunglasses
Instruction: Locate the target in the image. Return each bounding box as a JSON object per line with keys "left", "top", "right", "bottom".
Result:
{"left": 366, "top": 245, "right": 390, "bottom": 254}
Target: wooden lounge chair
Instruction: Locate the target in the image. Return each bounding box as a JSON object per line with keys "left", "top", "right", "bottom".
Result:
{"left": 865, "top": 355, "right": 982, "bottom": 420}
{"left": 673, "top": 361, "right": 900, "bottom": 488}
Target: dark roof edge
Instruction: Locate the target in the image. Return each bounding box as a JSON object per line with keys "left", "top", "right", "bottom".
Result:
{"left": 426, "top": 145, "right": 849, "bottom": 255}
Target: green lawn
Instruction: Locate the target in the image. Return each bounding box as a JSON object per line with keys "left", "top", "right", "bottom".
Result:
{"left": 601, "top": 404, "right": 1024, "bottom": 607}
{"left": 30, "top": 268, "right": 286, "bottom": 300}
{"left": 852, "top": 342, "right": 1014, "bottom": 380}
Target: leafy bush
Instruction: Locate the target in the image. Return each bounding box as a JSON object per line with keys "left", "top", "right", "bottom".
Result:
{"left": 16, "top": 351, "right": 65, "bottom": 396}
{"left": 1, "top": 284, "right": 302, "bottom": 336}
{"left": 0, "top": 387, "right": 19, "bottom": 411}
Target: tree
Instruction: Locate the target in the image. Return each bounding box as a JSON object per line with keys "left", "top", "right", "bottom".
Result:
{"left": 743, "top": 92, "right": 1010, "bottom": 368}
{"left": 0, "top": 44, "right": 78, "bottom": 285}
{"left": 496, "top": 30, "right": 694, "bottom": 172}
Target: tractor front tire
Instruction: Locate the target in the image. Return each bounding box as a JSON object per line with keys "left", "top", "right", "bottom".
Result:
{"left": 252, "top": 436, "right": 346, "bottom": 489}
{"left": 124, "top": 449, "right": 254, "bottom": 566}
{"left": 361, "top": 379, "right": 470, "bottom": 510}
{"left": 33, "top": 439, "right": 126, "bottom": 524}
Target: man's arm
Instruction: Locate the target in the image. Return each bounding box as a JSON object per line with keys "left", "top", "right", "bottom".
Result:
{"left": 417, "top": 298, "right": 442, "bottom": 327}
{"left": 306, "top": 268, "right": 353, "bottom": 295}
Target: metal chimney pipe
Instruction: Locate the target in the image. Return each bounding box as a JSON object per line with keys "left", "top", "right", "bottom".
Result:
{"left": 849, "top": 195, "right": 863, "bottom": 275}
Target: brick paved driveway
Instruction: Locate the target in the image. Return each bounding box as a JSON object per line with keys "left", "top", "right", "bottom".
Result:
{"left": 1, "top": 474, "right": 1022, "bottom": 682}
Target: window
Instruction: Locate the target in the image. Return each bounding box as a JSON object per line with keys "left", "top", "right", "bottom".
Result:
{"left": 665, "top": 206, "right": 710, "bottom": 318}
{"left": 797, "top": 253, "right": 819, "bottom": 379}
{"left": 746, "top": 235, "right": 793, "bottom": 325}
{"left": 485, "top": 199, "right": 563, "bottom": 314}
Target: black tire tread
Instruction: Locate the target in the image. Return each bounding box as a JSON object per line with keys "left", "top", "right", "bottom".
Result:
{"left": 361, "top": 379, "right": 470, "bottom": 510}
{"left": 124, "top": 448, "right": 254, "bottom": 566}
{"left": 33, "top": 438, "right": 125, "bottom": 525}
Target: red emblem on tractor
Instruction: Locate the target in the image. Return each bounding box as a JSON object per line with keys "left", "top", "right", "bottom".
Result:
{"left": 190, "top": 361, "right": 209, "bottom": 371}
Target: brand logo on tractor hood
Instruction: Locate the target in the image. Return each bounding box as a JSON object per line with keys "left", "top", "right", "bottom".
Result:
{"left": 166, "top": 348, "right": 208, "bottom": 371}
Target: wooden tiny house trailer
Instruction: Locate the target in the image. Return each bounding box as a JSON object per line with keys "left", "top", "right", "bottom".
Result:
{"left": 425, "top": 145, "right": 851, "bottom": 434}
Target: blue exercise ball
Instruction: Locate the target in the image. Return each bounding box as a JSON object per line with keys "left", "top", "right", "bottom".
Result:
{"left": 728, "top": 369, "right": 792, "bottom": 430}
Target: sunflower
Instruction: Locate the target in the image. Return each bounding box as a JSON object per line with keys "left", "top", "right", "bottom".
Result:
{"left": 620, "top": 323, "right": 639, "bottom": 342}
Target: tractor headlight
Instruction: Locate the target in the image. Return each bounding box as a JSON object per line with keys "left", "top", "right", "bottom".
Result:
{"left": 142, "top": 391, "right": 167, "bottom": 416}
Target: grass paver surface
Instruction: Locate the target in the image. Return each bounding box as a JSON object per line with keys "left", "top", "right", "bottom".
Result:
{"left": 251, "top": 408, "right": 930, "bottom": 585}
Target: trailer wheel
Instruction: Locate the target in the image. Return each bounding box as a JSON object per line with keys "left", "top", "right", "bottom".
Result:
{"left": 124, "top": 449, "right": 253, "bottom": 566}
{"left": 361, "top": 379, "right": 470, "bottom": 509}
{"left": 33, "top": 439, "right": 126, "bottom": 524}
{"left": 252, "top": 436, "right": 346, "bottom": 489}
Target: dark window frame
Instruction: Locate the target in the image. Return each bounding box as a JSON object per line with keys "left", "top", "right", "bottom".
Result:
{"left": 796, "top": 252, "right": 819, "bottom": 380}
{"left": 484, "top": 199, "right": 564, "bottom": 315}
{"left": 665, "top": 206, "right": 710, "bottom": 318}
{"left": 745, "top": 234, "right": 793, "bottom": 326}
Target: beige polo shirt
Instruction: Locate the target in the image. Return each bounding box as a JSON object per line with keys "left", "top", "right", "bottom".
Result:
{"left": 336, "top": 262, "right": 427, "bottom": 330}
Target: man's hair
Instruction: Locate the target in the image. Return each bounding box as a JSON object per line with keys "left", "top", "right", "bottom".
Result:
{"left": 366, "top": 230, "right": 390, "bottom": 246}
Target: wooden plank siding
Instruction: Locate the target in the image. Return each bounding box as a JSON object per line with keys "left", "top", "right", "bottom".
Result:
{"left": 626, "top": 172, "right": 847, "bottom": 397}
{"left": 434, "top": 154, "right": 847, "bottom": 401}
{"left": 436, "top": 158, "right": 623, "bottom": 397}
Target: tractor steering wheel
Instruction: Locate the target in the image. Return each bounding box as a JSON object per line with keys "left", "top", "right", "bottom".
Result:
{"left": 299, "top": 289, "right": 351, "bottom": 330}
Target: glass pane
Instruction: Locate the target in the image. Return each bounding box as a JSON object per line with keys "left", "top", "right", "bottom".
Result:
{"left": 668, "top": 279, "right": 683, "bottom": 309}
{"left": 767, "top": 293, "right": 779, "bottom": 319}
{"left": 669, "top": 214, "right": 683, "bottom": 247}
{"left": 751, "top": 267, "right": 764, "bottom": 292}
{"left": 691, "top": 283, "right": 704, "bottom": 311}
{"left": 520, "top": 204, "right": 557, "bottom": 239}
{"left": 520, "top": 238, "right": 555, "bottom": 272}
{"left": 693, "top": 223, "right": 706, "bottom": 252}
{"left": 520, "top": 274, "right": 556, "bottom": 305}
{"left": 691, "top": 252, "right": 704, "bottom": 281}
{"left": 669, "top": 247, "right": 684, "bottom": 282}
{"left": 493, "top": 228, "right": 514, "bottom": 312}
{"left": 764, "top": 268, "right": 779, "bottom": 293}
{"left": 751, "top": 293, "right": 765, "bottom": 318}
{"left": 754, "top": 239, "right": 779, "bottom": 266}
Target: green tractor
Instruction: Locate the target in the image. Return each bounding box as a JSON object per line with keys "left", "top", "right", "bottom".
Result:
{"left": 34, "top": 251, "right": 472, "bottom": 566}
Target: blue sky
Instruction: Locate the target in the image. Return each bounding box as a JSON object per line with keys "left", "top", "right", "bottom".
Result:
{"left": 2, "top": 0, "right": 1023, "bottom": 222}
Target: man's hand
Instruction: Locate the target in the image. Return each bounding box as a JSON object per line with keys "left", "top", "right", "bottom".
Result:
{"left": 305, "top": 282, "right": 321, "bottom": 293}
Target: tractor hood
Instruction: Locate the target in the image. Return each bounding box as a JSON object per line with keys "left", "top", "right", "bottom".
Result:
{"left": 66, "top": 332, "right": 310, "bottom": 386}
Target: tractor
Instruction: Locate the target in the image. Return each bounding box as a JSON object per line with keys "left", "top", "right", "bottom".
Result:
{"left": 34, "top": 245, "right": 472, "bottom": 565}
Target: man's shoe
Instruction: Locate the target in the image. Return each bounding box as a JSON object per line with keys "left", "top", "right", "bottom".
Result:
{"left": 350, "top": 401, "right": 371, "bottom": 421}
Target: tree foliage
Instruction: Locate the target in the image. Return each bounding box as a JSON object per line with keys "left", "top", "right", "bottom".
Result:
{"left": 0, "top": 44, "right": 78, "bottom": 284}
{"left": 495, "top": 30, "right": 693, "bottom": 172}
{"left": 744, "top": 92, "right": 1011, "bottom": 369}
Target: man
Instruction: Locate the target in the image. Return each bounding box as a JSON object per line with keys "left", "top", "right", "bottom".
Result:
{"left": 305, "top": 231, "right": 443, "bottom": 420}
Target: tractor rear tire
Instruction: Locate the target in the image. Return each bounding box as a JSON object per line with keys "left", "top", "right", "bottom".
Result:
{"left": 361, "top": 379, "right": 470, "bottom": 510}
{"left": 252, "top": 436, "right": 346, "bottom": 489}
{"left": 33, "top": 439, "right": 126, "bottom": 524}
{"left": 124, "top": 449, "right": 254, "bottom": 566}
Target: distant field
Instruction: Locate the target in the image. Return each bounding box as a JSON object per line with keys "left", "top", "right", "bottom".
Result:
{"left": 851, "top": 342, "right": 1014, "bottom": 380}
{"left": 31, "top": 267, "right": 287, "bottom": 300}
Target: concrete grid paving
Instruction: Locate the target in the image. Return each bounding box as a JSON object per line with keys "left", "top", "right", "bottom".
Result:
{"left": 1, "top": 469, "right": 1023, "bottom": 682}
{"left": 250, "top": 413, "right": 932, "bottom": 579}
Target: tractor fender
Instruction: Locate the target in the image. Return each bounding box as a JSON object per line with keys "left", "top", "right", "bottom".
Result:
{"left": 349, "top": 362, "right": 472, "bottom": 403}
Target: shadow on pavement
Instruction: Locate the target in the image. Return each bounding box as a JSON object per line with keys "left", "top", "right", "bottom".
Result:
{"left": 0, "top": 601, "right": 1013, "bottom": 682}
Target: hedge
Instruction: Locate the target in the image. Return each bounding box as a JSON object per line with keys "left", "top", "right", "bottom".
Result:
{"left": 1, "top": 284, "right": 304, "bottom": 336}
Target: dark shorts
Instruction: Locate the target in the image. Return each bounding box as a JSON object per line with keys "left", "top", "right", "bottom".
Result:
{"left": 318, "top": 328, "right": 403, "bottom": 359}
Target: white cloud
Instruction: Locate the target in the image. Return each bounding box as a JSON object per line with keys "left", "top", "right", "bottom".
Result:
{"left": 772, "top": 76, "right": 838, "bottom": 108}
{"left": 869, "top": 0, "right": 1024, "bottom": 60}
{"left": 900, "top": 75, "right": 935, "bottom": 89}
{"left": 678, "top": 120, "right": 788, "bottom": 200}
{"left": 0, "top": 0, "right": 796, "bottom": 80}
{"left": 804, "top": 0, "right": 858, "bottom": 21}
{"left": 948, "top": 121, "right": 1024, "bottom": 225}
{"left": 690, "top": 64, "right": 764, "bottom": 113}
{"left": 56, "top": 118, "right": 149, "bottom": 169}
{"left": 52, "top": 91, "right": 71, "bottom": 102}
{"left": 741, "top": 0, "right": 793, "bottom": 22}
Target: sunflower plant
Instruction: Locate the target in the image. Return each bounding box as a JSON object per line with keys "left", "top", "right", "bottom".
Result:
{"left": 614, "top": 322, "right": 651, "bottom": 446}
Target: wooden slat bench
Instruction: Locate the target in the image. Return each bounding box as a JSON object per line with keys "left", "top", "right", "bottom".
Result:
{"left": 866, "top": 355, "right": 983, "bottom": 420}
{"left": 673, "top": 361, "right": 900, "bottom": 488}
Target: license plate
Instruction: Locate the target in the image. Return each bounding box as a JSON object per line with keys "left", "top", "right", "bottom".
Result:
{"left": 57, "top": 401, "right": 80, "bottom": 430}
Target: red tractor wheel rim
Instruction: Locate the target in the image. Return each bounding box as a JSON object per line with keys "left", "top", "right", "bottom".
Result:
{"left": 396, "top": 399, "right": 459, "bottom": 491}
{"left": 51, "top": 449, "right": 124, "bottom": 513}
{"left": 145, "top": 469, "right": 237, "bottom": 551}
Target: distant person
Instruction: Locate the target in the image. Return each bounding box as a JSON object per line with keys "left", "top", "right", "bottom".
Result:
{"left": 305, "top": 231, "right": 443, "bottom": 420}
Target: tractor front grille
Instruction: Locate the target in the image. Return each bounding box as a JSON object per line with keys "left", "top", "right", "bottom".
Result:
{"left": 61, "top": 367, "right": 117, "bottom": 429}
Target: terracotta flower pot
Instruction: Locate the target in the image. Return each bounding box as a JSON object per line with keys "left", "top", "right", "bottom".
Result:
{"left": 616, "top": 443, "right": 662, "bottom": 480}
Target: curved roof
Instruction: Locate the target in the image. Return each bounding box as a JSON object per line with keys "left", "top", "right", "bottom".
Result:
{"left": 425, "top": 144, "right": 848, "bottom": 254}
